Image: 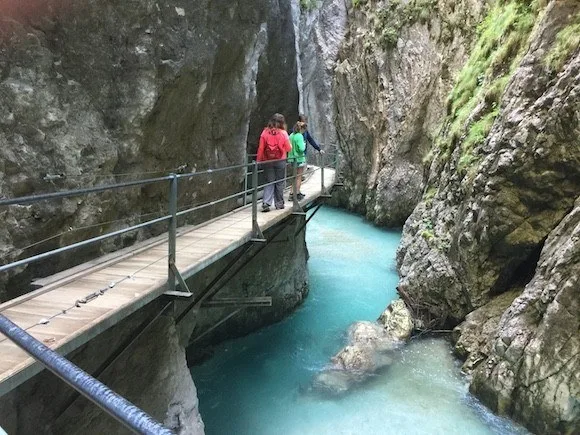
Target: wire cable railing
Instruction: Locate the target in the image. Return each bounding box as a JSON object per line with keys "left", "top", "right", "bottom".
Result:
{"left": 0, "top": 147, "right": 339, "bottom": 433}
{"left": 0, "top": 150, "right": 338, "bottom": 277}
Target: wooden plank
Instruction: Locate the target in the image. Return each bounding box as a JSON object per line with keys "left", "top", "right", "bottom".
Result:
{"left": 0, "top": 168, "right": 336, "bottom": 395}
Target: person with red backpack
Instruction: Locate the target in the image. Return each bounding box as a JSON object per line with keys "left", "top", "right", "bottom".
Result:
{"left": 257, "top": 113, "right": 292, "bottom": 212}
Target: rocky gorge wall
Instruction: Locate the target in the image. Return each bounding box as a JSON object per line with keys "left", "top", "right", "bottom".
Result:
{"left": 331, "top": 0, "right": 488, "bottom": 226}
{"left": 0, "top": 0, "right": 310, "bottom": 433}
{"left": 298, "top": 0, "right": 578, "bottom": 432}
{"left": 295, "top": 0, "right": 348, "bottom": 152}
{"left": 0, "top": 0, "right": 299, "bottom": 302}
{"left": 2, "top": 0, "right": 579, "bottom": 433}
{"left": 393, "top": 0, "right": 580, "bottom": 432}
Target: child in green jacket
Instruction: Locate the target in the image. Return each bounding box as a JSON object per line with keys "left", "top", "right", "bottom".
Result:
{"left": 288, "top": 121, "right": 307, "bottom": 200}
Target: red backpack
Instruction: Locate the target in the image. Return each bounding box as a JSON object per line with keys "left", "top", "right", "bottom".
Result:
{"left": 263, "top": 129, "right": 283, "bottom": 160}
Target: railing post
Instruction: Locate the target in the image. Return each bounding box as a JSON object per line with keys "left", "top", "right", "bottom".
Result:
{"left": 320, "top": 151, "right": 325, "bottom": 195}
{"left": 292, "top": 161, "right": 301, "bottom": 212}
{"left": 251, "top": 160, "right": 265, "bottom": 241}
{"left": 334, "top": 144, "right": 340, "bottom": 180}
{"left": 168, "top": 174, "right": 177, "bottom": 292}
{"left": 243, "top": 153, "right": 249, "bottom": 206}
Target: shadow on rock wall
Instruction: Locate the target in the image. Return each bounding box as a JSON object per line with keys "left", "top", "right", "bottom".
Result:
{"left": 0, "top": 0, "right": 299, "bottom": 302}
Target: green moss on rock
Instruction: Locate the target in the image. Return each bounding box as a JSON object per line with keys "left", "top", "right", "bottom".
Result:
{"left": 375, "top": 0, "right": 438, "bottom": 49}
{"left": 437, "top": 0, "right": 540, "bottom": 172}
{"left": 544, "top": 13, "right": 580, "bottom": 71}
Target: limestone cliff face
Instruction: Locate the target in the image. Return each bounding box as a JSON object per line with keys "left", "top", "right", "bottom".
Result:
{"left": 0, "top": 0, "right": 299, "bottom": 302}
{"left": 331, "top": 0, "right": 487, "bottom": 226}
{"left": 295, "top": 0, "right": 348, "bottom": 152}
{"left": 397, "top": 0, "right": 579, "bottom": 326}
{"left": 395, "top": 0, "right": 580, "bottom": 431}
{"left": 0, "top": 1, "right": 304, "bottom": 432}
{"left": 470, "top": 199, "right": 579, "bottom": 435}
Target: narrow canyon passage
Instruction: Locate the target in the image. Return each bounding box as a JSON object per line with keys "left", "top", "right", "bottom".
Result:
{"left": 190, "top": 206, "right": 528, "bottom": 435}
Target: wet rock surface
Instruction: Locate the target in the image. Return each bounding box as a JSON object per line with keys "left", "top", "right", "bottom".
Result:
{"left": 453, "top": 289, "right": 521, "bottom": 373}
{"left": 377, "top": 297, "right": 414, "bottom": 340}
{"left": 312, "top": 299, "right": 413, "bottom": 395}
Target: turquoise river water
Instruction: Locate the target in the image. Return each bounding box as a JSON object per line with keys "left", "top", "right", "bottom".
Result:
{"left": 190, "top": 206, "right": 528, "bottom": 435}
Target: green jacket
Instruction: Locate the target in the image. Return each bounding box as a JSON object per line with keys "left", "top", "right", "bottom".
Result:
{"left": 288, "top": 132, "right": 306, "bottom": 164}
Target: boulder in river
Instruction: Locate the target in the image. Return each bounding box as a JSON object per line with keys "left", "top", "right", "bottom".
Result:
{"left": 311, "top": 299, "right": 413, "bottom": 395}
{"left": 377, "top": 298, "right": 414, "bottom": 341}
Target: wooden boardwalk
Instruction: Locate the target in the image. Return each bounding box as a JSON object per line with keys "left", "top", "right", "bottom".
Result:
{"left": 0, "top": 168, "right": 335, "bottom": 396}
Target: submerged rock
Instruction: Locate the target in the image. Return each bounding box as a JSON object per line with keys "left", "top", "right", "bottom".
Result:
{"left": 312, "top": 299, "right": 412, "bottom": 395}
{"left": 332, "top": 321, "right": 398, "bottom": 372}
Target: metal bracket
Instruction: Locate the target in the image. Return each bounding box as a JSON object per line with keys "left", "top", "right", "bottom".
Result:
{"left": 319, "top": 194, "right": 333, "bottom": 199}
{"left": 250, "top": 237, "right": 268, "bottom": 243}
{"left": 201, "top": 296, "right": 272, "bottom": 308}
{"left": 164, "top": 263, "right": 193, "bottom": 298}
{"left": 291, "top": 211, "right": 307, "bottom": 216}
{"left": 252, "top": 222, "right": 265, "bottom": 241}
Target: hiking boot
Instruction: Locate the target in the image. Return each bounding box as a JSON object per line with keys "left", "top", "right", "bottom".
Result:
{"left": 288, "top": 193, "right": 294, "bottom": 201}
{"left": 262, "top": 204, "right": 271, "bottom": 212}
{"left": 297, "top": 193, "right": 305, "bottom": 200}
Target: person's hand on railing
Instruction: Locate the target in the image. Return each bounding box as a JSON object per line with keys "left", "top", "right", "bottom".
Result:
{"left": 319, "top": 149, "right": 325, "bottom": 154}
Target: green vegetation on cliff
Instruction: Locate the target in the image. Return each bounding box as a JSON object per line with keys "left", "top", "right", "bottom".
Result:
{"left": 545, "top": 13, "right": 580, "bottom": 70}
{"left": 375, "top": 0, "right": 438, "bottom": 48}
{"left": 300, "top": 0, "right": 318, "bottom": 10}
{"left": 436, "top": 0, "right": 540, "bottom": 173}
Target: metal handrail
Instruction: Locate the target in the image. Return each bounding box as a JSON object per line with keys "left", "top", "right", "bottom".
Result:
{"left": 0, "top": 215, "right": 172, "bottom": 274}
{"left": 176, "top": 162, "right": 248, "bottom": 179}
{"left": 176, "top": 188, "right": 254, "bottom": 218}
{"left": 0, "top": 314, "right": 173, "bottom": 434}
{"left": 256, "top": 167, "right": 319, "bottom": 190}
{"left": 0, "top": 176, "right": 173, "bottom": 207}
{"left": 0, "top": 158, "right": 313, "bottom": 208}
{"left": 0, "top": 156, "right": 333, "bottom": 275}
{"left": 0, "top": 149, "right": 337, "bottom": 433}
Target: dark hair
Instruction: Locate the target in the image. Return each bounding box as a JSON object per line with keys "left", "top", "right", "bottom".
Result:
{"left": 298, "top": 114, "right": 308, "bottom": 123}
{"left": 294, "top": 121, "right": 307, "bottom": 133}
{"left": 267, "top": 113, "right": 285, "bottom": 129}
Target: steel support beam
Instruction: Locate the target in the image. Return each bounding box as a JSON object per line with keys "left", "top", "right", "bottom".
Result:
{"left": 201, "top": 296, "right": 272, "bottom": 308}
{"left": 164, "top": 264, "right": 193, "bottom": 298}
